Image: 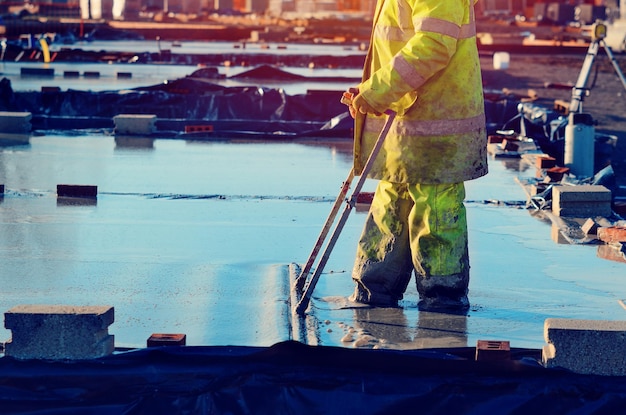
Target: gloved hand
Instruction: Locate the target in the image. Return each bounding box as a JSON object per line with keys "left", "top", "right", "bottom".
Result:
{"left": 352, "top": 94, "right": 382, "bottom": 116}
{"left": 341, "top": 87, "right": 359, "bottom": 119}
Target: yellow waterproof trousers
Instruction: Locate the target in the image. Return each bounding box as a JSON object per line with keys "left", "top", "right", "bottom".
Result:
{"left": 352, "top": 180, "right": 469, "bottom": 306}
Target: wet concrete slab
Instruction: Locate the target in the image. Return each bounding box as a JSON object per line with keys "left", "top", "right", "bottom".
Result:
{"left": 289, "top": 154, "right": 626, "bottom": 351}
{"left": 1, "top": 135, "right": 624, "bottom": 351}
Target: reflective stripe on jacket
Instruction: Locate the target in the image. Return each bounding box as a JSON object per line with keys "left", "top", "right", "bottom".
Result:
{"left": 354, "top": 0, "right": 488, "bottom": 184}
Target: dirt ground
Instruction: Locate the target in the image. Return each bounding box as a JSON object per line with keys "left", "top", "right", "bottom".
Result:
{"left": 479, "top": 52, "right": 626, "bottom": 193}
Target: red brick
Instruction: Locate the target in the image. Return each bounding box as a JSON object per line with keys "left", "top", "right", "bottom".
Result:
{"left": 185, "top": 125, "right": 214, "bottom": 133}
{"left": 147, "top": 333, "right": 187, "bottom": 347}
{"left": 475, "top": 340, "right": 511, "bottom": 361}
{"left": 488, "top": 135, "right": 505, "bottom": 144}
{"left": 597, "top": 227, "right": 626, "bottom": 243}
{"left": 536, "top": 156, "right": 557, "bottom": 169}
{"left": 356, "top": 192, "right": 374, "bottom": 205}
{"left": 546, "top": 166, "right": 570, "bottom": 182}
{"left": 501, "top": 139, "right": 519, "bottom": 152}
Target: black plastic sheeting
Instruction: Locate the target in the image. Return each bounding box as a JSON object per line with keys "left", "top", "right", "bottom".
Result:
{"left": 2, "top": 341, "right": 626, "bottom": 414}
{"left": 1, "top": 75, "right": 354, "bottom": 138}
{"left": 0, "top": 76, "right": 346, "bottom": 122}
{"left": 227, "top": 64, "right": 363, "bottom": 84}
{"left": 0, "top": 72, "right": 615, "bottom": 158}
{"left": 1, "top": 69, "right": 528, "bottom": 135}
{"left": 3, "top": 75, "right": 516, "bottom": 128}
{"left": 1, "top": 70, "right": 567, "bottom": 141}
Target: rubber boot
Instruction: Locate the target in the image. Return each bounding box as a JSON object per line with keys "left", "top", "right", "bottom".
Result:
{"left": 416, "top": 272, "right": 470, "bottom": 313}
{"left": 350, "top": 258, "right": 412, "bottom": 307}
{"left": 351, "top": 181, "right": 414, "bottom": 307}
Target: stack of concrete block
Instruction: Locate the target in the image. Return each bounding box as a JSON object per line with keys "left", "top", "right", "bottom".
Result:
{"left": 113, "top": 114, "right": 156, "bottom": 135}
{"left": 4, "top": 305, "right": 115, "bottom": 360}
{"left": 552, "top": 185, "right": 612, "bottom": 217}
{"left": 543, "top": 318, "right": 626, "bottom": 375}
{"left": 0, "top": 112, "right": 32, "bottom": 134}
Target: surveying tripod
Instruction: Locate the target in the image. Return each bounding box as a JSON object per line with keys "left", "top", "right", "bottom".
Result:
{"left": 562, "top": 22, "right": 626, "bottom": 178}
{"left": 569, "top": 21, "right": 626, "bottom": 114}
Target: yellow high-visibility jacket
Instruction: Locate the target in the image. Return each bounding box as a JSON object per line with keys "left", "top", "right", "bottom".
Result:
{"left": 355, "top": 0, "right": 488, "bottom": 184}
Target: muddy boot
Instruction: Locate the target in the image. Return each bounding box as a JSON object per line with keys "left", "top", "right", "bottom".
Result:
{"left": 416, "top": 273, "right": 470, "bottom": 313}
{"left": 349, "top": 282, "right": 402, "bottom": 308}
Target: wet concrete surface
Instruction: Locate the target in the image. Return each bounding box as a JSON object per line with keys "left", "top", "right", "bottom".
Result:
{"left": 2, "top": 51, "right": 626, "bottom": 352}
{"left": 294, "top": 155, "right": 626, "bottom": 350}
{"left": 1, "top": 134, "right": 624, "bottom": 351}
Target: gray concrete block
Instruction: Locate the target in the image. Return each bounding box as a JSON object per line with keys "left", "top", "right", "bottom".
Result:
{"left": 57, "top": 184, "right": 98, "bottom": 198}
{"left": 0, "top": 112, "right": 32, "bottom": 134}
{"left": 20, "top": 67, "right": 54, "bottom": 77}
{"left": 4, "top": 305, "right": 114, "bottom": 360}
{"left": 113, "top": 114, "right": 156, "bottom": 135}
{"left": 552, "top": 185, "right": 612, "bottom": 217}
{"left": 553, "top": 185, "right": 612, "bottom": 202}
{"left": 543, "top": 318, "right": 626, "bottom": 375}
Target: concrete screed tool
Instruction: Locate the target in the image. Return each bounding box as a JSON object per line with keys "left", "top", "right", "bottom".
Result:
{"left": 292, "top": 106, "right": 397, "bottom": 316}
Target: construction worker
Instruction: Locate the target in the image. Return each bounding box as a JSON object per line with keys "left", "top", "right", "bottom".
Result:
{"left": 342, "top": 0, "right": 487, "bottom": 311}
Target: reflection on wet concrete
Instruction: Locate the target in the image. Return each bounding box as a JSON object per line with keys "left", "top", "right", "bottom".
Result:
{"left": 295, "top": 139, "right": 354, "bottom": 159}
{"left": 413, "top": 311, "right": 468, "bottom": 349}
{"left": 597, "top": 244, "right": 626, "bottom": 264}
{"left": 350, "top": 307, "right": 411, "bottom": 347}
{"left": 343, "top": 307, "right": 468, "bottom": 350}
{"left": 56, "top": 197, "right": 98, "bottom": 207}
{"left": 2, "top": 134, "right": 625, "bottom": 350}
{"left": 115, "top": 136, "right": 155, "bottom": 150}
{"left": 499, "top": 157, "right": 532, "bottom": 173}
{"left": 0, "top": 134, "right": 31, "bottom": 147}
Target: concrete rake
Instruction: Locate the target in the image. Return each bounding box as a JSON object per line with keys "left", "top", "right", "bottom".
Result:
{"left": 291, "top": 111, "right": 396, "bottom": 316}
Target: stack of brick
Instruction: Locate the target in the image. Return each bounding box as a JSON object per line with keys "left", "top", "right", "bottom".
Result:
{"left": 0, "top": 112, "right": 32, "bottom": 134}
{"left": 113, "top": 114, "right": 156, "bottom": 135}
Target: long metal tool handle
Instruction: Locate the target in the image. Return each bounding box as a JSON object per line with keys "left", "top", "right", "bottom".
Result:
{"left": 295, "top": 111, "right": 397, "bottom": 315}
{"left": 294, "top": 168, "right": 355, "bottom": 292}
